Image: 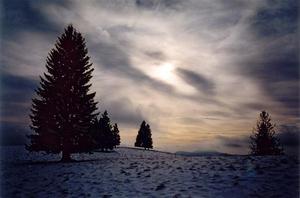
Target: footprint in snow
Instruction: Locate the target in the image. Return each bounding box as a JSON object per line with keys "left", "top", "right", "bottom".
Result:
{"left": 155, "top": 183, "right": 166, "bottom": 191}
{"left": 120, "top": 169, "right": 130, "bottom": 176}
{"left": 173, "top": 193, "right": 181, "bottom": 198}
{"left": 102, "top": 195, "right": 112, "bottom": 198}
{"left": 143, "top": 168, "right": 151, "bottom": 172}
{"left": 227, "top": 164, "right": 236, "bottom": 171}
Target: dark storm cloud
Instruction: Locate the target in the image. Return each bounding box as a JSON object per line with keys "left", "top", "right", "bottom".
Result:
{"left": 1, "top": 0, "right": 67, "bottom": 38}
{"left": 1, "top": 72, "right": 36, "bottom": 103}
{"left": 239, "top": 60, "right": 299, "bottom": 116}
{"left": 176, "top": 68, "right": 215, "bottom": 95}
{"left": 144, "top": 51, "right": 166, "bottom": 61}
{"left": 1, "top": 72, "right": 36, "bottom": 91}
{"left": 278, "top": 124, "right": 300, "bottom": 147}
{"left": 0, "top": 122, "right": 29, "bottom": 145}
{"left": 239, "top": 0, "right": 299, "bottom": 116}
{"left": 266, "top": 82, "right": 299, "bottom": 116}
{"left": 135, "top": 0, "right": 182, "bottom": 10}
{"left": 251, "top": 0, "right": 298, "bottom": 37}
{"left": 1, "top": 103, "right": 29, "bottom": 121}
{"left": 1, "top": 72, "right": 37, "bottom": 120}
{"left": 276, "top": 124, "right": 299, "bottom": 155}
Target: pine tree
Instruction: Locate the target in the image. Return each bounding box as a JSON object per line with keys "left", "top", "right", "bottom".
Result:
{"left": 135, "top": 121, "right": 146, "bottom": 147}
{"left": 98, "top": 110, "right": 114, "bottom": 151}
{"left": 27, "top": 25, "right": 98, "bottom": 161}
{"left": 250, "top": 111, "right": 283, "bottom": 155}
{"left": 135, "top": 121, "right": 153, "bottom": 150}
{"left": 90, "top": 117, "right": 102, "bottom": 149}
{"left": 112, "top": 123, "right": 121, "bottom": 148}
{"left": 90, "top": 118, "right": 100, "bottom": 148}
{"left": 90, "top": 111, "right": 120, "bottom": 151}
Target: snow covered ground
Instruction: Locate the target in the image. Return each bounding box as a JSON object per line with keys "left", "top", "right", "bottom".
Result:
{"left": 1, "top": 146, "right": 299, "bottom": 197}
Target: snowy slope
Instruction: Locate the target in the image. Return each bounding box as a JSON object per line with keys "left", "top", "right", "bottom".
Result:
{"left": 1, "top": 146, "right": 299, "bottom": 197}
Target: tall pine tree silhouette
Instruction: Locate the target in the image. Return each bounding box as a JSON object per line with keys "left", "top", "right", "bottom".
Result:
{"left": 250, "top": 111, "right": 283, "bottom": 155}
{"left": 135, "top": 121, "right": 153, "bottom": 150}
{"left": 27, "top": 25, "right": 98, "bottom": 161}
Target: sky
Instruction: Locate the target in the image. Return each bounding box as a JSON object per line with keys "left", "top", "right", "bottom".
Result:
{"left": 0, "top": 0, "right": 299, "bottom": 154}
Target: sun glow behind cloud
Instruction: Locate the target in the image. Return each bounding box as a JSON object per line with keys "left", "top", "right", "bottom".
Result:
{"left": 152, "top": 63, "right": 175, "bottom": 83}
{"left": 145, "top": 62, "right": 196, "bottom": 95}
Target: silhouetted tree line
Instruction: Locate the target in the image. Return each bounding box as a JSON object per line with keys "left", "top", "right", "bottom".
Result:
{"left": 26, "top": 25, "right": 153, "bottom": 161}
{"left": 26, "top": 25, "right": 283, "bottom": 161}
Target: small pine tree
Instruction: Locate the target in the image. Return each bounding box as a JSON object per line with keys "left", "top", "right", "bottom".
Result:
{"left": 250, "top": 111, "right": 283, "bottom": 155}
{"left": 112, "top": 123, "right": 121, "bottom": 148}
{"left": 135, "top": 121, "right": 153, "bottom": 150}
{"left": 98, "top": 111, "right": 114, "bottom": 151}
{"left": 91, "top": 111, "right": 121, "bottom": 151}
{"left": 27, "top": 25, "right": 97, "bottom": 161}
{"left": 135, "top": 121, "right": 146, "bottom": 147}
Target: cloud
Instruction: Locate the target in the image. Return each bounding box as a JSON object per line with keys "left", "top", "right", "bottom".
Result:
{"left": 1, "top": 72, "right": 37, "bottom": 95}
{"left": 0, "top": 122, "right": 29, "bottom": 145}
{"left": 278, "top": 124, "right": 300, "bottom": 155}
{"left": 233, "top": 0, "right": 299, "bottom": 117}
{"left": 89, "top": 40, "right": 176, "bottom": 95}
{"left": 251, "top": 0, "right": 298, "bottom": 38}
{"left": 99, "top": 97, "right": 145, "bottom": 126}
{"left": 143, "top": 50, "right": 167, "bottom": 61}
{"left": 135, "top": 0, "right": 183, "bottom": 10}
{"left": 0, "top": 0, "right": 298, "bottom": 153}
{"left": 1, "top": 72, "right": 37, "bottom": 123}
{"left": 176, "top": 68, "right": 215, "bottom": 95}
{"left": 1, "top": 0, "right": 65, "bottom": 39}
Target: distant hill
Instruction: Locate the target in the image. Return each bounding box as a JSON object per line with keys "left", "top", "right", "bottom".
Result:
{"left": 175, "top": 150, "right": 231, "bottom": 157}
{"left": 117, "top": 146, "right": 173, "bottom": 155}
{"left": 119, "top": 147, "right": 231, "bottom": 156}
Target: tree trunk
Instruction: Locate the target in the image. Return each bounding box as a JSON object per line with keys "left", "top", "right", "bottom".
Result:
{"left": 61, "top": 150, "right": 72, "bottom": 162}
{"left": 61, "top": 131, "right": 72, "bottom": 162}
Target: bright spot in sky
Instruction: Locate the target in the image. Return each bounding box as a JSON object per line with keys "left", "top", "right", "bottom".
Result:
{"left": 148, "top": 62, "right": 196, "bottom": 95}
{"left": 152, "top": 63, "right": 176, "bottom": 83}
